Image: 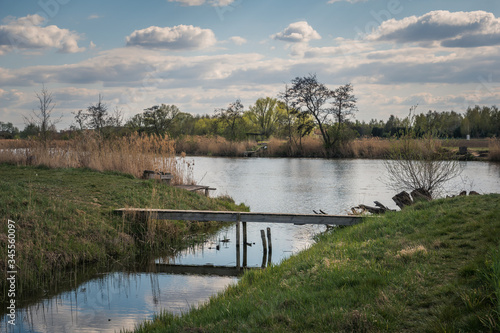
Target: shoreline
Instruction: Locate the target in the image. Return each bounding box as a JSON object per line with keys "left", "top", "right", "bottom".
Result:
{"left": 0, "top": 163, "right": 248, "bottom": 310}
{"left": 1, "top": 137, "right": 498, "bottom": 161}
{"left": 133, "top": 194, "right": 500, "bottom": 332}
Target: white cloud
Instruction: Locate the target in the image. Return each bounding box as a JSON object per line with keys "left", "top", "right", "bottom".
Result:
{"left": 167, "top": 0, "right": 235, "bottom": 6}
{"left": 367, "top": 10, "right": 500, "bottom": 47}
{"left": 0, "top": 14, "right": 85, "bottom": 54}
{"left": 229, "top": 36, "right": 246, "bottom": 45}
{"left": 87, "top": 14, "right": 101, "bottom": 20}
{"left": 271, "top": 21, "right": 321, "bottom": 43}
{"left": 126, "top": 25, "right": 216, "bottom": 50}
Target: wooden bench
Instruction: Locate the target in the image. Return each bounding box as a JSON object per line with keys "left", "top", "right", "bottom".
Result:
{"left": 143, "top": 170, "right": 173, "bottom": 185}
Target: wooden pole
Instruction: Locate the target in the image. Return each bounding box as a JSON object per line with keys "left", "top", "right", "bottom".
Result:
{"left": 260, "top": 230, "right": 267, "bottom": 268}
{"left": 260, "top": 229, "right": 267, "bottom": 254}
{"left": 266, "top": 227, "right": 272, "bottom": 265}
{"left": 236, "top": 217, "right": 240, "bottom": 269}
{"left": 260, "top": 229, "right": 267, "bottom": 268}
{"left": 243, "top": 222, "right": 247, "bottom": 268}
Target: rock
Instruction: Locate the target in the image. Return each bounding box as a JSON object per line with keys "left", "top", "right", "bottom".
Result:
{"left": 459, "top": 191, "right": 467, "bottom": 196}
{"left": 469, "top": 191, "right": 480, "bottom": 196}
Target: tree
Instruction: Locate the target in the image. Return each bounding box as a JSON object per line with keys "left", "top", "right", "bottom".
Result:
{"left": 170, "top": 112, "right": 196, "bottom": 137}
{"left": 284, "top": 75, "right": 358, "bottom": 153}
{"left": 72, "top": 109, "right": 86, "bottom": 130}
{"left": 462, "top": 105, "right": 499, "bottom": 138}
{"left": 215, "top": 99, "right": 244, "bottom": 141}
{"left": 285, "top": 74, "right": 333, "bottom": 149}
{"left": 142, "top": 104, "right": 180, "bottom": 136}
{"left": 24, "top": 85, "right": 59, "bottom": 144}
{"left": 125, "top": 113, "right": 145, "bottom": 132}
{"left": 384, "top": 106, "right": 462, "bottom": 198}
{"left": 247, "top": 97, "right": 282, "bottom": 138}
{"left": 73, "top": 95, "right": 122, "bottom": 136}
{"left": 0, "top": 121, "right": 19, "bottom": 139}
{"left": 20, "top": 123, "right": 40, "bottom": 139}
{"left": 330, "top": 83, "right": 357, "bottom": 125}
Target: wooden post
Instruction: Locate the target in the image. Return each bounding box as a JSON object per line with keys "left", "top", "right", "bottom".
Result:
{"left": 266, "top": 227, "right": 272, "bottom": 265}
{"left": 236, "top": 216, "right": 240, "bottom": 269}
{"left": 243, "top": 222, "right": 247, "bottom": 268}
{"left": 261, "top": 229, "right": 267, "bottom": 268}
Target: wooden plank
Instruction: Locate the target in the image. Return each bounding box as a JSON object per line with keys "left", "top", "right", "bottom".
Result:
{"left": 115, "top": 208, "right": 363, "bottom": 226}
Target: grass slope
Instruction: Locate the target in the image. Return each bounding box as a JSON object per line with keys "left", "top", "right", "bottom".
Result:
{"left": 0, "top": 163, "right": 247, "bottom": 299}
{"left": 134, "top": 194, "right": 500, "bottom": 332}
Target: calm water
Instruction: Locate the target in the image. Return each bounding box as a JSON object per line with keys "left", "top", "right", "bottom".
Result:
{"left": 3, "top": 158, "right": 500, "bottom": 333}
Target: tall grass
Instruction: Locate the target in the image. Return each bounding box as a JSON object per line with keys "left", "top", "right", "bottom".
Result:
{"left": 489, "top": 138, "right": 500, "bottom": 161}
{"left": 341, "top": 137, "right": 393, "bottom": 158}
{"left": 175, "top": 136, "right": 255, "bottom": 156}
{"left": 0, "top": 132, "right": 190, "bottom": 184}
{"left": 266, "top": 137, "right": 326, "bottom": 157}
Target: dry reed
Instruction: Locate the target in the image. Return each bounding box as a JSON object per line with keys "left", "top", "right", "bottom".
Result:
{"left": 0, "top": 132, "right": 189, "bottom": 184}
{"left": 489, "top": 138, "right": 500, "bottom": 161}
{"left": 342, "top": 137, "right": 393, "bottom": 158}
{"left": 175, "top": 136, "right": 255, "bottom": 156}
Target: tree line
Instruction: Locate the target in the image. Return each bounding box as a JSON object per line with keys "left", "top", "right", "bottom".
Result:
{"left": 2, "top": 75, "right": 499, "bottom": 148}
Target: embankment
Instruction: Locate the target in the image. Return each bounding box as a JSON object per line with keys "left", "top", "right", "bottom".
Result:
{"left": 0, "top": 163, "right": 247, "bottom": 302}
{"left": 134, "top": 194, "right": 500, "bottom": 332}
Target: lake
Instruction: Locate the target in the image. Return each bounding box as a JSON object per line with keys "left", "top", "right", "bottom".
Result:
{"left": 2, "top": 158, "right": 499, "bottom": 332}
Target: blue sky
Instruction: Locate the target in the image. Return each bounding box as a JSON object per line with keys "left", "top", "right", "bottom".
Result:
{"left": 1, "top": 0, "right": 499, "bottom": 129}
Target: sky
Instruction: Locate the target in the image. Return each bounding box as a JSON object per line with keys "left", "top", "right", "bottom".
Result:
{"left": 1, "top": 0, "right": 499, "bottom": 130}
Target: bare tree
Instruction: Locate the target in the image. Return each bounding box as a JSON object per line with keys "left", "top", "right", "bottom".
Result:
{"left": 72, "top": 95, "right": 122, "bottom": 136}
{"left": 85, "top": 94, "right": 109, "bottom": 134}
{"left": 331, "top": 83, "right": 357, "bottom": 125}
{"left": 24, "top": 85, "right": 60, "bottom": 144}
{"left": 384, "top": 106, "right": 462, "bottom": 198}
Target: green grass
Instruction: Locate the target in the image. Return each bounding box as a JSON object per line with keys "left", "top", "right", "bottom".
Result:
{"left": 133, "top": 194, "right": 500, "bottom": 333}
{"left": 0, "top": 163, "right": 247, "bottom": 299}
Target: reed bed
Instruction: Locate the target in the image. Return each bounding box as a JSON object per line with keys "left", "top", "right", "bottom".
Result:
{"left": 489, "top": 138, "right": 500, "bottom": 161}
{"left": 0, "top": 132, "right": 189, "bottom": 184}
{"left": 341, "top": 137, "right": 393, "bottom": 158}
{"left": 175, "top": 136, "right": 255, "bottom": 157}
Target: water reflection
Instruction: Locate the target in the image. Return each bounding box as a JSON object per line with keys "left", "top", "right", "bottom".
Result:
{"left": 1, "top": 271, "right": 238, "bottom": 333}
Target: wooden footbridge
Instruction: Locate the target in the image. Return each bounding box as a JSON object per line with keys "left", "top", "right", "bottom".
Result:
{"left": 114, "top": 208, "right": 362, "bottom": 225}
{"left": 114, "top": 208, "right": 364, "bottom": 270}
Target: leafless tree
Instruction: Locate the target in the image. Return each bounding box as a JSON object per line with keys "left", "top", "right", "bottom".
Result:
{"left": 72, "top": 95, "right": 123, "bottom": 136}
{"left": 24, "top": 85, "right": 60, "bottom": 144}
{"left": 384, "top": 106, "right": 462, "bottom": 198}
{"left": 331, "top": 83, "right": 357, "bottom": 125}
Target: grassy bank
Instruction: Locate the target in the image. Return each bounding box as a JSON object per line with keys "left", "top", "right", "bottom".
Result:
{"left": 0, "top": 163, "right": 247, "bottom": 301}
{"left": 134, "top": 194, "right": 500, "bottom": 332}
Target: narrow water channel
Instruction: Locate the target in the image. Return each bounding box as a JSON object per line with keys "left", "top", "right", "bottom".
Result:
{"left": 2, "top": 158, "right": 499, "bottom": 332}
